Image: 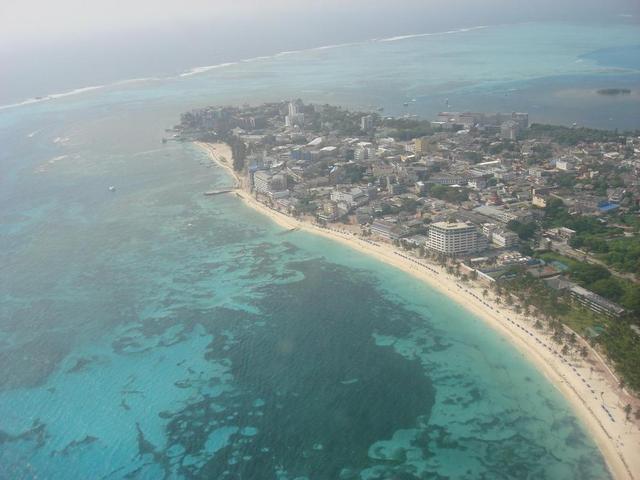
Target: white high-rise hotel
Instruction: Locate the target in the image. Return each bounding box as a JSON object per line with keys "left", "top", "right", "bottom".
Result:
{"left": 288, "top": 101, "right": 299, "bottom": 117}
{"left": 285, "top": 101, "right": 305, "bottom": 127}
{"left": 427, "top": 221, "right": 486, "bottom": 256}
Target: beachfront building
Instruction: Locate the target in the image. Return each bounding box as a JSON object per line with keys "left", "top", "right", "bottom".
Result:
{"left": 370, "top": 219, "right": 401, "bottom": 241}
{"left": 569, "top": 285, "right": 625, "bottom": 318}
{"left": 253, "top": 171, "right": 288, "bottom": 196}
{"left": 426, "top": 221, "right": 487, "bottom": 256}
{"left": 318, "top": 201, "right": 340, "bottom": 223}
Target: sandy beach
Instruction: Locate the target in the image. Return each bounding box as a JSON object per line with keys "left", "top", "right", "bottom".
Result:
{"left": 197, "top": 141, "right": 640, "bottom": 480}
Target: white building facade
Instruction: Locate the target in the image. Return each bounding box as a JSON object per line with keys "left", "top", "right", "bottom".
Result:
{"left": 427, "top": 221, "right": 486, "bottom": 256}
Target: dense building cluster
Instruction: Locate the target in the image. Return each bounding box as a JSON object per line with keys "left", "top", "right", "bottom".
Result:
{"left": 176, "top": 100, "right": 640, "bottom": 319}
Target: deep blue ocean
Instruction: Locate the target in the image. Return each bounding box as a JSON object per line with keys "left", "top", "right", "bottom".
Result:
{"left": 1, "top": 21, "right": 639, "bottom": 479}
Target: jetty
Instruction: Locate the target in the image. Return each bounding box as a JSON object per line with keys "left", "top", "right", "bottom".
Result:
{"left": 203, "top": 189, "right": 233, "bottom": 196}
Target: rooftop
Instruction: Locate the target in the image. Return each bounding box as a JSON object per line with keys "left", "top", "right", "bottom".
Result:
{"left": 430, "top": 221, "right": 475, "bottom": 230}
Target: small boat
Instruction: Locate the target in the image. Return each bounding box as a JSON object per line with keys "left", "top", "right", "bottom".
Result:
{"left": 403, "top": 102, "right": 409, "bottom": 107}
{"left": 108, "top": 186, "right": 116, "bottom": 192}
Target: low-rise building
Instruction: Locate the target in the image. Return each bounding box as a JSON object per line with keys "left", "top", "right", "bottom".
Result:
{"left": 569, "top": 285, "right": 625, "bottom": 318}
{"left": 532, "top": 194, "right": 549, "bottom": 208}
{"left": 371, "top": 219, "right": 401, "bottom": 240}
{"left": 330, "top": 187, "right": 368, "bottom": 209}
{"left": 555, "top": 158, "right": 575, "bottom": 171}
{"left": 491, "top": 230, "right": 519, "bottom": 248}
{"left": 427, "top": 174, "right": 467, "bottom": 186}
{"left": 318, "top": 201, "right": 339, "bottom": 222}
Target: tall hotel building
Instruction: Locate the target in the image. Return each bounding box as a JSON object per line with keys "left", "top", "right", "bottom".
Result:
{"left": 427, "top": 221, "right": 486, "bottom": 256}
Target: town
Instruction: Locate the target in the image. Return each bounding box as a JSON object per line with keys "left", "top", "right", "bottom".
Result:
{"left": 175, "top": 100, "right": 640, "bottom": 394}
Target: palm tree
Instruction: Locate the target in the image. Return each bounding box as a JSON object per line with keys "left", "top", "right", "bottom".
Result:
{"left": 623, "top": 404, "right": 632, "bottom": 421}
{"left": 482, "top": 289, "right": 488, "bottom": 299}
{"left": 561, "top": 344, "right": 570, "bottom": 356}
{"left": 534, "top": 320, "right": 543, "bottom": 330}
{"left": 552, "top": 332, "right": 563, "bottom": 345}
{"left": 580, "top": 346, "right": 589, "bottom": 359}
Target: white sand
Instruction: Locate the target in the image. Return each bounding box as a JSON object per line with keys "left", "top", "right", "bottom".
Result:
{"left": 197, "top": 142, "right": 640, "bottom": 480}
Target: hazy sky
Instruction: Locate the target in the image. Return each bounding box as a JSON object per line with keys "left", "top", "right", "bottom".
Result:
{"left": 3, "top": 0, "right": 638, "bottom": 46}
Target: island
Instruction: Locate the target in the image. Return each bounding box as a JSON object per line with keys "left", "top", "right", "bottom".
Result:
{"left": 597, "top": 88, "right": 632, "bottom": 96}
{"left": 170, "top": 101, "right": 640, "bottom": 480}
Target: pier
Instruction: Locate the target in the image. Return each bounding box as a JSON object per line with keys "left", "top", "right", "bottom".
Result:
{"left": 203, "top": 189, "right": 234, "bottom": 196}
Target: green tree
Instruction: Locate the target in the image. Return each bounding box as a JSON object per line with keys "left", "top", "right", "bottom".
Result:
{"left": 570, "top": 263, "right": 611, "bottom": 285}
{"left": 507, "top": 220, "right": 537, "bottom": 241}
{"left": 428, "top": 184, "right": 469, "bottom": 204}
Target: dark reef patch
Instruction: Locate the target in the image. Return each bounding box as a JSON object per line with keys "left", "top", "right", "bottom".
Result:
{"left": 143, "top": 258, "right": 437, "bottom": 479}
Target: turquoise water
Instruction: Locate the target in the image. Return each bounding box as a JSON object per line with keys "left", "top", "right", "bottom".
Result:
{"left": 1, "top": 21, "right": 638, "bottom": 479}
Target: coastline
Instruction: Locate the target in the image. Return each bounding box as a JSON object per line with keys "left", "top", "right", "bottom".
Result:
{"left": 196, "top": 141, "right": 639, "bottom": 480}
